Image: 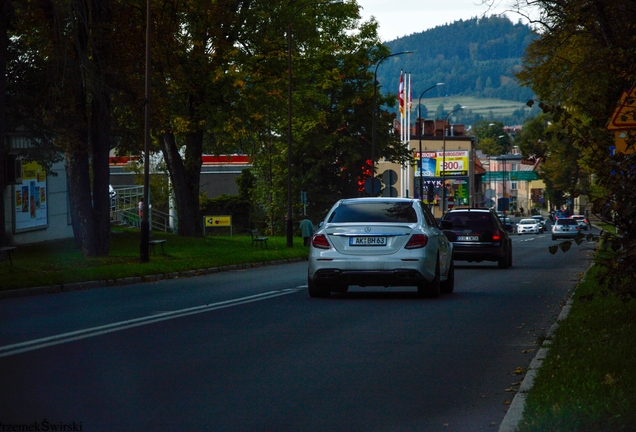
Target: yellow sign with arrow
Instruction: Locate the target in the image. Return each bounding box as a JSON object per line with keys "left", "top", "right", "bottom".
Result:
{"left": 204, "top": 215, "right": 231, "bottom": 227}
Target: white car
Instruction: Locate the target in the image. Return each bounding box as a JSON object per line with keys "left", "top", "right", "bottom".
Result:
{"left": 552, "top": 218, "right": 580, "bottom": 240}
{"left": 308, "top": 198, "right": 454, "bottom": 298}
{"left": 570, "top": 215, "right": 590, "bottom": 230}
{"left": 517, "top": 218, "right": 541, "bottom": 235}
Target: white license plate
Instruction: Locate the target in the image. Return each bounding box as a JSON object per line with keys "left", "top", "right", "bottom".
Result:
{"left": 458, "top": 236, "right": 479, "bottom": 241}
{"left": 350, "top": 236, "right": 387, "bottom": 246}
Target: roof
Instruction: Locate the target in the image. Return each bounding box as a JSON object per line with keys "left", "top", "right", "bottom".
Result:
{"left": 474, "top": 157, "right": 486, "bottom": 175}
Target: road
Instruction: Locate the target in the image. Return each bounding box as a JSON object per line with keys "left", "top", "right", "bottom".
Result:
{"left": 0, "top": 228, "right": 594, "bottom": 431}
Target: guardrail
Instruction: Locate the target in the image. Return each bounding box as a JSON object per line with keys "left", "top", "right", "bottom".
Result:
{"left": 110, "top": 186, "right": 177, "bottom": 233}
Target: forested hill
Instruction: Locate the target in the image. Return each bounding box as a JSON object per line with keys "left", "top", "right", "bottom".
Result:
{"left": 378, "top": 16, "right": 537, "bottom": 102}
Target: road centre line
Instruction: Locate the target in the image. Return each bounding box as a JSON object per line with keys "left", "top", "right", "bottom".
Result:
{"left": 0, "top": 288, "right": 303, "bottom": 358}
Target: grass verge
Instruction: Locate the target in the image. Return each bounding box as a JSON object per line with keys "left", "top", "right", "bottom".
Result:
{"left": 0, "top": 227, "right": 309, "bottom": 291}
{"left": 519, "top": 264, "right": 636, "bottom": 431}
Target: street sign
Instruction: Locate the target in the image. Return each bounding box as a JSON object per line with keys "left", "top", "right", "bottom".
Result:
{"left": 204, "top": 215, "right": 232, "bottom": 236}
{"left": 381, "top": 186, "right": 398, "bottom": 197}
{"left": 365, "top": 177, "right": 382, "bottom": 196}
{"left": 205, "top": 215, "right": 231, "bottom": 227}
{"left": 497, "top": 197, "right": 510, "bottom": 212}
{"left": 382, "top": 169, "right": 398, "bottom": 185}
{"left": 607, "top": 86, "right": 636, "bottom": 130}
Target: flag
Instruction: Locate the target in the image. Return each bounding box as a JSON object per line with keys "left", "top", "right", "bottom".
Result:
{"left": 408, "top": 73, "right": 412, "bottom": 113}
{"left": 398, "top": 71, "right": 404, "bottom": 116}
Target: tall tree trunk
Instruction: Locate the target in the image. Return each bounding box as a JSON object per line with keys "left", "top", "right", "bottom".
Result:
{"left": 89, "top": 0, "right": 112, "bottom": 256}
{"left": 90, "top": 87, "right": 111, "bottom": 256}
{"left": 159, "top": 132, "right": 203, "bottom": 237}
{"left": 66, "top": 147, "right": 97, "bottom": 256}
{"left": 0, "top": 0, "right": 13, "bottom": 246}
{"left": 66, "top": 0, "right": 98, "bottom": 257}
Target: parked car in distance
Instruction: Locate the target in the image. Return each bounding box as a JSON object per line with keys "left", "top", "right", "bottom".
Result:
{"left": 498, "top": 215, "right": 514, "bottom": 233}
{"left": 570, "top": 215, "right": 590, "bottom": 230}
{"left": 552, "top": 218, "right": 580, "bottom": 240}
{"left": 517, "top": 218, "right": 542, "bottom": 235}
{"left": 442, "top": 208, "right": 512, "bottom": 269}
{"left": 308, "top": 198, "right": 454, "bottom": 298}
{"left": 531, "top": 215, "right": 546, "bottom": 230}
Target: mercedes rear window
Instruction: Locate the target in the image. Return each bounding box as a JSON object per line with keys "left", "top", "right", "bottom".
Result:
{"left": 327, "top": 202, "right": 418, "bottom": 223}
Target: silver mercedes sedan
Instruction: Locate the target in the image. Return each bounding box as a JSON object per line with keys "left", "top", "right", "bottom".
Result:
{"left": 307, "top": 198, "right": 454, "bottom": 298}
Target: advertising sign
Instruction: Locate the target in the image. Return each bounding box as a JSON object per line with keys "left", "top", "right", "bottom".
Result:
{"left": 14, "top": 161, "right": 48, "bottom": 231}
{"left": 415, "top": 150, "right": 469, "bottom": 177}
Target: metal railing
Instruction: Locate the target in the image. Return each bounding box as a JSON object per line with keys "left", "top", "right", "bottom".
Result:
{"left": 110, "top": 186, "right": 177, "bottom": 233}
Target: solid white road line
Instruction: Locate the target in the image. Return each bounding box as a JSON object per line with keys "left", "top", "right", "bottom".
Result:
{"left": 0, "top": 288, "right": 304, "bottom": 358}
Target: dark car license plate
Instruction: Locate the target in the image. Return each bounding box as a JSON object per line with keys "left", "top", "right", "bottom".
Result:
{"left": 350, "top": 236, "right": 387, "bottom": 246}
{"left": 457, "top": 235, "right": 479, "bottom": 241}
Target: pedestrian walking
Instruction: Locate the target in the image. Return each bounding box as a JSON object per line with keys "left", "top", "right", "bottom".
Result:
{"left": 137, "top": 198, "right": 144, "bottom": 228}
{"left": 300, "top": 217, "right": 314, "bottom": 246}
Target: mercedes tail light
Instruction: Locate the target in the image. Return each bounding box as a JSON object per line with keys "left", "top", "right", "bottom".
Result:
{"left": 312, "top": 234, "right": 330, "bottom": 249}
{"left": 405, "top": 234, "right": 429, "bottom": 249}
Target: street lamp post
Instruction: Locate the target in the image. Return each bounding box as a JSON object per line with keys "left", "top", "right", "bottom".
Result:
{"left": 417, "top": 83, "right": 444, "bottom": 201}
{"left": 496, "top": 135, "right": 507, "bottom": 215}
{"left": 287, "top": 1, "right": 342, "bottom": 248}
{"left": 370, "top": 51, "right": 412, "bottom": 196}
{"left": 441, "top": 106, "right": 466, "bottom": 215}
{"left": 140, "top": 0, "right": 151, "bottom": 263}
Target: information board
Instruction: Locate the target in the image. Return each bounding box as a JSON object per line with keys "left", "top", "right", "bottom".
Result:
{"left": 14, "top": 160, "right": 48, "bottom": 232}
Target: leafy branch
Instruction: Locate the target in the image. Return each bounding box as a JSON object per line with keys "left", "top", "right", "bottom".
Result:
{"left": 529, "top": 99, "right": 636, "bottom": 302}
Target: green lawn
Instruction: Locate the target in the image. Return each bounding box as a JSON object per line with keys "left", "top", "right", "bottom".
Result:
{"left": 518, "top": 264, "right": 636, "bottom": 431}
{"left": 0, "top": 227, "right": 308, "bottom": 291}
{"left": 422, "top": 96, "right": 529, "bottom": 118}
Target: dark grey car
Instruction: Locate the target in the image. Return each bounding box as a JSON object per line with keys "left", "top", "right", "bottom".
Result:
{"left": 441, "top": 208, "right": 512, "bottom": 269}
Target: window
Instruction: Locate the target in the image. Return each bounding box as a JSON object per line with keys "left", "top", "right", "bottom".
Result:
{"left": 328, "top": 202, "right": 418, "bottom": 223}
{"left": 511, "top": 182, "right": 517, "bottom": 191}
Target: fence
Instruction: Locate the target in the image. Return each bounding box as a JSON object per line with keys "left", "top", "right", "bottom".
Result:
{"left": 110, "top": 185, "right": 177, "bottom": 233}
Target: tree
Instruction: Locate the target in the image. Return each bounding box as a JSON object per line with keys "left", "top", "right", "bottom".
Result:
{"left": 0, "top": 0, "right": 13, "bottom": 247}
{"left": 473, "top": 120, "right": 511, "bottom": 155}
{"left": 234, "top": 2, "right": 409, "bottom": 229}
{"left": 7, "top": 0, "right": 116, "bottom": 257}
{"left": 537, "top": 132, "right": 581, "bottom": 213}
{"left": 514, "top": 0, "right": 636, "bottom": 300}
{"left": 515, "top": 113, "right": 551, "bottom": 161}
{"left": 435, "top": 104, "right": 446, "bottom": 119}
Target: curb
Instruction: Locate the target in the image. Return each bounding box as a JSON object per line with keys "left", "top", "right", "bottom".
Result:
{"left": 498, "top": 227, "right": 598, "bottom": 431}
{"left": 0, "top": 257, "right": 306, "bottom": 300}
{"left": 498, "top": 297, "right": 573, "bottom": 431}
{"left": 498, "top": 259, "right": 594, "bottom": 432}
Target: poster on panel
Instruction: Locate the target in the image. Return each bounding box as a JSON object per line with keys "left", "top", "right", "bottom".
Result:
{"left": 414, "top": 150, "right": 470, "bottom": 206}
{"left": 415, "top": 150, "right": 469, "bottom": 177}
{"left": 14, "top": 160, "right": 48, "bottom": 231}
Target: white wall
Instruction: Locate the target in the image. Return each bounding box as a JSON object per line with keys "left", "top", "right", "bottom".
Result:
{"left": 4, "top": 160, "right": 74, "bottom": 245}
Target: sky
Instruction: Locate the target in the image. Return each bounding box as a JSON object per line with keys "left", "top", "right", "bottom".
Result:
{"left": 357, "top": 0, "right": 524, "bottom": 42}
